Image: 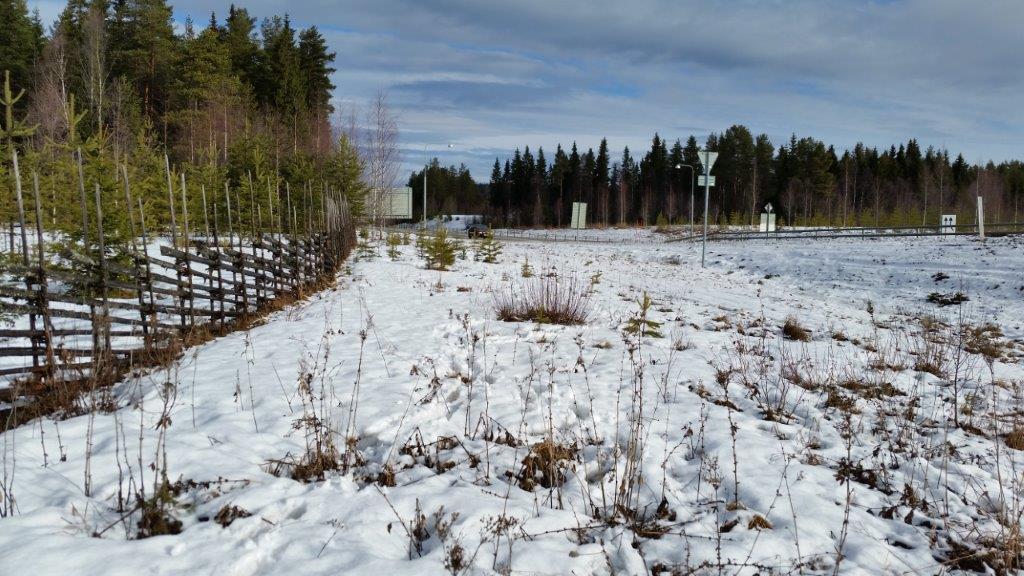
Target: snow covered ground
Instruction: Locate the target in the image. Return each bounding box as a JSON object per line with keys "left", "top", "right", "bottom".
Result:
{"left": 1, "top": 233, "right": 1022, "bottom": 575}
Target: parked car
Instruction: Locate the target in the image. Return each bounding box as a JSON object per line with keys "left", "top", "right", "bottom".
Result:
{"left": 466, "top": 223, "right": 490, "bottom": 238}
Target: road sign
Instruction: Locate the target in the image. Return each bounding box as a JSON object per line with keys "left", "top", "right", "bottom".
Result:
{"left": 759, "top": 212, "right": 776, "bottom": 232}
{"left": 570, "top": 202, "right": 587, "bottom": 230}
{"left": 764, "top": 202, "right": 773, "bottom": 214}
{"left": 698, "top": 149, "right": 717, "bottom": 268}
{"left": 698, "top": 150, "right": 719, "bottom": 173}
{"left": 384, "top": 186, "right": 413, "bottom": 219}
{"left": 940, "top": 214, "right": 956, "bottom": 234}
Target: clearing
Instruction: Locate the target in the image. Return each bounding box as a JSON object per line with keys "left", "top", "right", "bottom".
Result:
{"left": 1, "top": 232, "right": 1022, "bottom": 575}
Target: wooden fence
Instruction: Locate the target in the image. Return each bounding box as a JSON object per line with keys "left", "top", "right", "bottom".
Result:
{"left": 1, "top": 150, "right": 356, "bottom": 419}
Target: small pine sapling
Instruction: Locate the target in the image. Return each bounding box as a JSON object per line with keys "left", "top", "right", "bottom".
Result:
{"left": 623, "top": 292, "right": 663, "bottom": 338}
{"left": 476, "top": 232, "right": 503, "bottom": 263}
{"left": 423, "top": 228, "right": 457, "bottom": 271}
{"left": 386, "top": 232, "right": 401, "bottom": 260}
{"left": 521, "top": 257, "right": 534, "bottom": 278}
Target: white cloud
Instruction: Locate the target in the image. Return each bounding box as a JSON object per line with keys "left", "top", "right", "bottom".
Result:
{"left": 100, "top": 1, "right": 1024, "bottom": 176}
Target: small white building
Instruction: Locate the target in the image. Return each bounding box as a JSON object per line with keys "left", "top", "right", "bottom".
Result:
{"left": 426, "top": 214, "right": 486, "bottom": 231}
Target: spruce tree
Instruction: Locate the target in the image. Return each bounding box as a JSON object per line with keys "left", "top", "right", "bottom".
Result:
{"left": 222, "top": 5, "right": 260, "bottom": 88}
{"left": 298, "top": 26, "right": 335, "bottom": 113}
{"left": 109, "top": 0, "right": 178, "bottom": 123}
{"left": 0, "top": 0, "right": 45, "bottom": 103}
{"left": 260, "top": 16, "right": 305, "bottom": 117}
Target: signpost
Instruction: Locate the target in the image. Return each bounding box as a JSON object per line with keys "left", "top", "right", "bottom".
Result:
{"left": 570, "top": 202, "right": 588, "bottom": 230}
{"left": 760, "top": 202, "right": 776, "bottom": 237}
{"left": 698, "top": 150, "right": 718, "bottom": 268}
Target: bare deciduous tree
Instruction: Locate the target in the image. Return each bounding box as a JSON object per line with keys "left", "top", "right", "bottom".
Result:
{"left": 81, "top": 4, "right": 108, "bottom": 132}
{"left": 364, "top": 91, "right": 400, "bottom": 229}
{"left": 30, "top": 29, "right": 72, "bottom": 143}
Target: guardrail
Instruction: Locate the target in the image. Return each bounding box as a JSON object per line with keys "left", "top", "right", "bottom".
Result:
{"left": 388, "top": 224, "right": 656, "bottom": 244}
{"left": 388, "top": 221, "right": 1024, "bottom": 245}
{"left": 696, "top": 222, "right": 1024, "bottom": 242}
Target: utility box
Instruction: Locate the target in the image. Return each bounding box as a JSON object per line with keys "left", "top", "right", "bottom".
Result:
{"left": 940, "top": 214, "right": 956, "bottom": 234}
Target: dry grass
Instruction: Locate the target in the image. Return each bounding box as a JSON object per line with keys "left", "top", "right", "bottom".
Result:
{"left": 214, "top": 504, "right": 252, "bottom": 528}
{"left": 927, "top": 291, "right": 970, "bottom": 307}
{"left": 515, "top": 440, "right": 578, "bottom": 491}
{"left": 781, "top": 316, "right": 811, "bottom": 342}
{"left": 747, "top": 514, "right": 773, "bottom": 530}
{"left": 494, "top": 275, "right": 592, "bottom": 325}
{"left": 1005, "top": 426, "right": 1024, "bottom": 451}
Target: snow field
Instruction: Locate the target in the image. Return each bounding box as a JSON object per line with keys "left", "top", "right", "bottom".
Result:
{"left": 1, "top": 233, "right": 1022, "bottom": 575}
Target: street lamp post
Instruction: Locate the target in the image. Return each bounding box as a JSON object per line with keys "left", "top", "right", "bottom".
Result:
{"left": 674, "top": 163, "right": 695, "bottom": 233}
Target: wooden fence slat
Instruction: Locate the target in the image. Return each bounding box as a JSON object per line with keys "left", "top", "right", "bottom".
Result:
{"left": 2, "top": 185, "right": 357, "bottom": 418}
{"left": 0, "top": 347, "right": 143, "bottom": 358}
{"left": 0, "top": 328, "right": 142, "bottom": 338}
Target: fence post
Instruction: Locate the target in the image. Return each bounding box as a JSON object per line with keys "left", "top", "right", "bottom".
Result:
{"left": 31, "top": 172, "right": 56, "bottom": 375}
{"left": 180, "top": 173, "right": 195, "bottom": 327}
{"left": 122, "top": 164, "right": 150, "bottom": 345}
{"left": 210, "top": 188, "right": 226, "bottom": 328}
{"left": 137, "top": 199, "right": 158, "bottom": 353}
{"left": 230, "top": 183, "right": 251, "bottom": 314}
{"left": 94, "top": 182, "right": 112, "bottom": 371}
{"left": 164, "top": 155, "right": 178, "bottom": 248}
{"left": 200, "top": 184, "right": 220, "bottom": 327}
{"left": 12, "top": 149, "right": 40, "bottom": 370}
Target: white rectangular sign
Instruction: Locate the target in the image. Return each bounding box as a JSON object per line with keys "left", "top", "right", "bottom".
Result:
{"left": 940, "top": 214, "right": 956, "bottom": 234}
{"left": 698, "top": 175, "right": 716, "bottom": 187}
{"left": 570, "top": 202, "right": 587, "bottom": 229}
{"left": 759, "top": 213, "right": 776, "bottom": 232}
{"left": 385, "top": 186, "right": 413, "bottom": 219}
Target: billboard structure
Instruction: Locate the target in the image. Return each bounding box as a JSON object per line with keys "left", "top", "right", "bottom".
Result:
{"left": 384, "top": 186, "right": 413, "bottom": 219}
{"left": 570, "top": 202, "right": 587, "bottom": 229}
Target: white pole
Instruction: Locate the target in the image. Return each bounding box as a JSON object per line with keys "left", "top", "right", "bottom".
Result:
{"left": 701, "top": 156, "right": 710, "bottom": 268}
{"left": 977, "top": 196, "right": 985, "bottom": 239}
{"left": 690, "top": 170, "right": 695, "bottom": 235}
{"left": 422, "top": 145, "right": 428, "bottom": 227}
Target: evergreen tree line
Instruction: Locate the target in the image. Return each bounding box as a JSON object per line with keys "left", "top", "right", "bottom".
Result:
{"left": 406, "top": 159, "right": 484, "bottom": 218}
{"left": 482, "top": 128, "right": 1024, "bottom": 228}
{"left": 1, "top": 0, "right": 371, "bottom": 253}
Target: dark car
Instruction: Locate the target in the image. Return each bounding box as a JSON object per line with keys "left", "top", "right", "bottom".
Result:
{"left": 466, "top": 223, "right": 490, "bottom": 238}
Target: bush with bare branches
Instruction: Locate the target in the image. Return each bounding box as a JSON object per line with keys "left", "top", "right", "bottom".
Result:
{"left": 493, "top": 275, "right": 591, "bottom": 325}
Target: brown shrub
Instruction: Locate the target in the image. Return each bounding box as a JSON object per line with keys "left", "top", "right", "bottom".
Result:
{"left": 515, "top": 440, "right": 578, "bottom": 491}
{"left": 494, "top": 275, "right": 591, "bottom": 325}
{"left": 781, "top": 317, "right": 811, "bottom": 342}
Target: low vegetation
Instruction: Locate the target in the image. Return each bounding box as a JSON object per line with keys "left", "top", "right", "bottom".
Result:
{"left": 494, "top": 275, "right": 592, "bottom": 325}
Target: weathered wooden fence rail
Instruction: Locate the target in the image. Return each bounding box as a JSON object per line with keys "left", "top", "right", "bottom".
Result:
{"left": 1, "top": 150, "right": 356, "bottom": 420}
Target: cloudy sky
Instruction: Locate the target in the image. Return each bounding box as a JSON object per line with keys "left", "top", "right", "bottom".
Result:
{"left": 31, "top": 0, "right": 1024, "bottom": 180}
